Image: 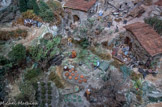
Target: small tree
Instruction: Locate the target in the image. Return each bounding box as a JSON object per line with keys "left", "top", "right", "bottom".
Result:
{"left": 144, "top": 17, "right": 162, "bottom": 35}
{"left": 24, "top": 68, "right": 40, "bottom": 80}
{"left": 8, "top": 44, "right": 26, "bottom": 64}
{"left": 19, "top": 0, "right": 28, "bottom": 12}
{"left": 0, "top": 56, "right": 9, "bottom": 66}
{"left": 32, "top": 0, "right": 40, "bottom": 15}
{"left": 38, "top": 0, "right": 54, "bottom": 22}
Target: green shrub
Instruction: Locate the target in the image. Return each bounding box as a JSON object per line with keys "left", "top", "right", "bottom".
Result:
{"left": 48, "top": 90, "right": 52, "bottom": 94}
{"left": 19, "top": 0, "right": 28, "bottom": 12}
{"left": 41, "top": 95, "right": 45, "bottom": 99}
{"left": 24, "top": 68, "right": 40, "bottom": 80}
{"left": 48, "top": 86, "right": 52, "bottom": 90}
{"left": 41, "top": 82, "right": 45, "bottom": 86}
{"left": 38, "top": 0, "right": 54, "bottom": 22}
{"left": 47, "top": 82, "right": 51, "bottom": 86}
{"left": 79, "top": 38, "right": 90, "bottom": 49}
{"left": 48, "top": 100, "right": 51, "bottom": 104}
{"left": 144, "top": 17, "right": 162, "bottom": 35}
{"left": 29, "top": 37, "right": 61, "bottom": 62}
{"left": 28, "top": 0, "right": 40, "bottom": 15}
{"left": 48, "top": 95, "right": 52, "bottom": 99}
{"left": 41, "top": 88, "right": 46, "bottom": 95}
{"left": 39, "top": 9, "right": 54, "bottom": 22}
{"left": 8, "top": 44, "right": 26, "bottom": 64}
{"left": 0, "top": 56, "right": 9, "bottom": 66}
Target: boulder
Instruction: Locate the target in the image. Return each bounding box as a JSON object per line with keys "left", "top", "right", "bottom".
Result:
{"left": 99, "top": 61, "right": 110, "bottom": 71}
{"left": 0, "top": 0, "right": 19, "bottom": 24}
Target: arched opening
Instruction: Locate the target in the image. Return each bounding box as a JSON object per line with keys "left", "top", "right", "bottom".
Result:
{"left": 124, "top": 37, "right": 132, "bottom": 50}
{"left": 73, "top": 15, "right": 80, "bottom": 22}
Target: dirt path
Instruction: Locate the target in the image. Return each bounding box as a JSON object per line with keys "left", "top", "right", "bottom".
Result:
{"left": 17, "top": 25, "right": 49, "bottom": 47}
{"left": 0, "top": 25, "right": 30, "bottom": 31}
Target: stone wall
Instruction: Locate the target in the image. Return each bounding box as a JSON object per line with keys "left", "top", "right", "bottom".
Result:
{"left": 125, "top": 31, "right": 151, "bottom": 63}
{"left": 64, "top": 8, "right": 88, "bottom": 25}
{"left": 124, "top": 31, "right": 162, "bottom": 63}
{"left": 71, "top": 10, "right": 88, "bottom": 23}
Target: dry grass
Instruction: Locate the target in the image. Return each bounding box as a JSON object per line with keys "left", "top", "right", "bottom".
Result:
{"left": 110, "top": 59, "right": 124, "bottom": 68}
{"left": 89, "top": 46, "right": 111, "bottom": 60}
{"left": 0, "top": 29, "right": 28, "bottom": 40}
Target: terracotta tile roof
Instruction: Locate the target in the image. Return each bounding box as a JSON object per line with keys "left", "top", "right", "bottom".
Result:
{"left": 155, "top": 0, "right": 162, "bottom": 6}
{"left": 64, "top": 0, "right": 96, "bottom": 12}
{"left": 124, "top": 22, "right": 162, "bottom": 57}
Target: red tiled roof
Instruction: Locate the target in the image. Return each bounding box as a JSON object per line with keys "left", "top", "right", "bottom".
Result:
{"left": 155, "top": 0, "right": 162, "bottom": 6}
{"left": 124, "top": 22, "right": 162, "bottom": 57}
{"left": 64, "top": 0, "right": 96, "bottom": 12}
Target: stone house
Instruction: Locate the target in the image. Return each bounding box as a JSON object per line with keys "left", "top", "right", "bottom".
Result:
{"left": 63, "top": 0, "right": 97, "bottom": 25}
{"left": 123, "top": 22, "right": 162, "bottom": 63}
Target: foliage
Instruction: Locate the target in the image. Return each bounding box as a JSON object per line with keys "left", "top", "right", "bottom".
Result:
{"left": 87, "top": 18, "right": 95, "bottom": 27}
{"left": 22, "top": 10, "right": 42, "bottom": 22}
{"left": 90, "top": 47, "right": 111, "bottom": 60}
{"left": 144, "top": 17, "right": 162, "bottom": 35}
{"left": 48, "top": 90, "right": 52, "bottom": 94}
{"left": 48, "top": 95, "right": 52, "bottom": 99}
{"left": 27, "top": 0, "right": 40, "bottom": 15}
{"left": 17, "top": 82, "right": 35, "bottom": 102}
{"left": 48, "top": 72, "right": 64, "bottom": 88}
{"left": 24, "top": 68, "right": 40, "bottom": 81}
{"left": 29, "top": 37, "right": 61, "bottom": 62}
{"left": 0, "top": 72, "right": 7, "bottom": 101}
{"left": 0, "top": 56, "right": 9, "bottom": 66}
{"left": 8, "top": 44, "right": 26, "bottom": 64}
{"left": 38, "top": 0, "right": 54, "bottom": 22}
{"left": 19, "top": 0, "right": 28, "bottom": 12}
{"left": 39, "top": 9, "right": 54, "bottom": 22}
{"left": 19, "top": 0, "right": 40, "bottom": 15}
{"left": 130, "top": 72, "right": 142, "bottom": 81}
{"left": 79, "top": 38, "right": 90, "bottom": 49}
{"left": 47, "top": 0, "right": 62, "bottom": 11}
{"left": 77, "top": 49, "right": 88, "bottom": 60}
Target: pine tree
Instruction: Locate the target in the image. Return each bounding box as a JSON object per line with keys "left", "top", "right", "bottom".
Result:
{"left": 32, "top": 0, "right": 40, "bottom": 15}
{"left": 19, "top": 0, "right": 27, "bottom": 12}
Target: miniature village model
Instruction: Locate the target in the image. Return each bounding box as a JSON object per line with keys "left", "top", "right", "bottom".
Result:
{"left": 0, "top": 0, "right": 162, "bottom": 107}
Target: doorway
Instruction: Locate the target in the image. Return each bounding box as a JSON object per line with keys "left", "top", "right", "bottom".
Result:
{"left": 73, "top": 15, "right": 80, "bottom": 22}
{"left": 124, "top": 37, "right": 132, "bottom": 50}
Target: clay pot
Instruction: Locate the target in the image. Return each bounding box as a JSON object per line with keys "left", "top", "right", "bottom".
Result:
{"left": 71, "top": 68, "right": 75, "bottom": 71}
{"left": 65, "top": 72, "right": 69, "bottom": 77}
{"left": 80, "top": 75, "right": 84, "bottom": 79}
{"left": 78, "top": 80, "right": 82, "bottom": 84}
{"left": 71, "top": 73, "right": 75, "bottom": 76}
{"left": 68, "top": 76, "right": 72, "bottom": 80}
{"left": 69, "top": 70, "right": 72, "bottom": 72}
{"left": 74, "top": 77, "right": 78, "bottom": 80}
{"left": 83, "top": 79, "right": 87, "bottom": 83}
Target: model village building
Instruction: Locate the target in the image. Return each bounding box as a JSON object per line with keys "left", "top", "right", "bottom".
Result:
{"left": 63, "top": 0, "right": 97, "bottom": 24}
{"left": 123, "top": 22, "right": 162, "bottom": 63}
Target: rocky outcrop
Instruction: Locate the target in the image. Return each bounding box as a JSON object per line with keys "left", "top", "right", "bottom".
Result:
{"left": 0, "top": 0, "right": 20, "bottom": 24}
{"left": 0, "top": 0, "right": 11, "bottom": 10}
